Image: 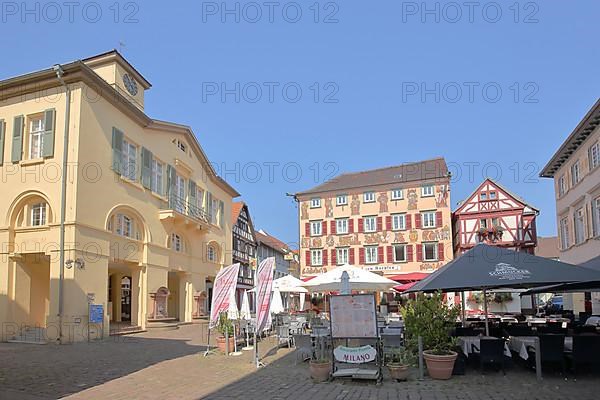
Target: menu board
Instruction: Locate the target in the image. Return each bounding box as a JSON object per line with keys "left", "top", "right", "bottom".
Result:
{"left": 329, "top": 294, "right": 378, "bottom": 338}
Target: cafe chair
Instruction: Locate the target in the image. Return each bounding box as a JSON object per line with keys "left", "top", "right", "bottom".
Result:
{"left": 567, "top": 335, "right": 600, "bottom": 377}
{"left": 278, "top": 325, "right": 292, "bottom": 348}
{"left": 471, "top": 338, "right": 506, "bottom": 375}
{"left": 527, "top": 334, "right": 566, "bottom": 375}
{"left": 292, "top": 334, "right": 313, "bottom": 365}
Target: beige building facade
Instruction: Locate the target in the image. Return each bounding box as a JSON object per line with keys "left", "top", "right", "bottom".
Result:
{"left": 0, "top": 51, "right": 238, "bottom": 342}
{"left": 296, "top": 158, "right": 453, "bottom": 277}
{"left": 541, "top": 99, "right": 600, "bottom": 313}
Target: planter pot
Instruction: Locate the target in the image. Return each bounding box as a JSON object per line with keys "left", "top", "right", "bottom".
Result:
{"left": 388, "top": 364, "right": 410, "bottom": 381}
{"left": 309, "top": 361, "right": 331, "bottom": 383}
{"left": 217, "top": 336, "right": 235, "bottom": 353}
{"left": 423, "top": 351, "right": 457, "bottom": 380}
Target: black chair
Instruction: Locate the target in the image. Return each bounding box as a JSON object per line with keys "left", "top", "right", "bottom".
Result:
{"left": 538, "top": 323, "right": 567, "bottom": 335}
{"left": 567, "top": 335, "right": 600, "bottom": 377}
{"left": 573, "top": 325, "right": 598, "bottom": 335}
{"left": 488, "top": 327, "right": 504, "bottom": 338}
{"left": 471, "top": 338, "right": 506, "bottom": 374}
{"left": 528, "top": 334, "right": 566, "bottom": 375}
{"left": 506, "top": 324, "right": 533, "bottom": 337}
{"left": 454, "top": 327, "right": 476, "bottom": 336}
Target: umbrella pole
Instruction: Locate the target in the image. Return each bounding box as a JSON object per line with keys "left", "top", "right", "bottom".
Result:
{"left": 483, "top": 288, "right": 489, "bottom": 336}
{"left": 461, "top": 291, "right": 466, "bottom": 327}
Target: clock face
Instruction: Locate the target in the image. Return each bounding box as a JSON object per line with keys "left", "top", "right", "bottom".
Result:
{"left": 122, "top": 73, "right": 138, "bottom": 96}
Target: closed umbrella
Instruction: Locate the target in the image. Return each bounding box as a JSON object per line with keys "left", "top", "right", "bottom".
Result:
{"left": 299, "top": 292, "right": 306, "bottom": 311}
{"left": 270, "top": 288, "right": 285, "bottom": 315}
{"left": 340, "top": 271, "right": 351, "bottom": 295}
{"left": 240, "top": 290, "right": 251, "bottom": 320}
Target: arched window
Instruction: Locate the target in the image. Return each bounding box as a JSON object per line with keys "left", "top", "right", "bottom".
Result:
{"left": 207, "top": 244, "right": 217, "bottom": 263}
{"left": 170, "top": 233, "right": 184, "bottom": 252}
{"left": 9, "top": 193, "right": 53, "bottom": 229}
{"left": 30, "top": 202, "right": 47, "bottom": 226}
{"left": 108, "top": 212, "right": 141, "bottom": 240}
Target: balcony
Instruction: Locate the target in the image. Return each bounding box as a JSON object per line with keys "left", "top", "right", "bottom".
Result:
{"left": 159, "top": 194, "right": 212, "bottom": 230}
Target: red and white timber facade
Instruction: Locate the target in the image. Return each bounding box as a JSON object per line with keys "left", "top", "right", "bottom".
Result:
{"left": 453, "top": 179, "right": 538, "bottom": 255}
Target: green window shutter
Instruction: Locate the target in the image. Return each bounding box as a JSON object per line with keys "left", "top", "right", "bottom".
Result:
{"left": 0, "top": 120, "right": 5, "bottom": 165}
{"left": 219, "top": 200, "right": 225, "bottom": 228}
{"left": 189, "top": 180, "right": 197, "bottom": 205}
{"left": 141, "top": 147, "right": 152, "bottom": 189}
{"left": 42, "top": 109, "right": 56, "bottom": 157}
{"left": 206, "top": 191, "right": 213, "bottom": 222}
{"left": 166, "top": 164, "right": 177, "bottom": 199}
{"left": 11, "top": 115, "right": 24, "bottom": 162}
{"left": 111, "top": 127, "right": 123, "bottom": 174}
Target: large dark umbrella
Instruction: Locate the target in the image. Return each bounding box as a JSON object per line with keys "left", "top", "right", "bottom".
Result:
{"left": 407, "top": 244, "right": 600, "bottom": 334}
{"left": 521, "top": 254, "right": 600, "bottom": 295}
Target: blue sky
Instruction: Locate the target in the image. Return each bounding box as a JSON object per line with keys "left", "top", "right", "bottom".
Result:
{"left": 2, "top": 1, "right": 599, "bottom": 247}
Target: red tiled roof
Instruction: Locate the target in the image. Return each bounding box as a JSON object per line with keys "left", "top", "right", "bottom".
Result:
{"left": 231, "top": 201, "right": 245, "bottom": 225}
{"left": 535, "top": 236, "right": 560, "bottom": 259}
{"left": 255, "top": 230, "right": 292, "bottom": 253}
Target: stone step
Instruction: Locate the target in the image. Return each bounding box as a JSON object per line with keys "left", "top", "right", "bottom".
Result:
{"left": 147, "top": 321, "right": 180, "bottom": 331}
{"left": 109, "top": 325, "right": 145, "bottom": 336}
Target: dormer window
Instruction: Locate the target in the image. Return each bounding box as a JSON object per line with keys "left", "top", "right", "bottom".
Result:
{"left": 173, "top": 139, "right": 187, "bottom": 153}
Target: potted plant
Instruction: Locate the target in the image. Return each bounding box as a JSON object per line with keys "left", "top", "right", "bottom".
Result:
{"left": 477, "top": 227, "right": 488, "bottom": 240}
{"left": 402, "top": 292, "right": 460, "bottom": 380}
{"left": 388, "top": 347, "right": 414, "bottom": 381}
{"left": 216, "top": 312, "right": 235, "bottom": 353}
{"left": 309, "top": 353, "right": 331, "bottom": 383}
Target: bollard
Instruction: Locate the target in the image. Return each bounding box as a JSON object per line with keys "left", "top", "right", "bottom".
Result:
{"left": 418, "top": 336, "right": 424, "bottom": 380}
{"left": 535, "top": 337, "right": 542, "bottom": 381}
{"left": 225, "top": 329, "right": 230, "bottom": 356}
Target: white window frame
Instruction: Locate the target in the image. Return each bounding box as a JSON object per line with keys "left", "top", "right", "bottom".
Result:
{"left": 28, "top": 116, "right": 45, "bottom": 160}
{"left": 423, "top": 242, "right": 438, "bottom": 262}
{"left": 421, "top": 211, "right": 436, "bottom": 228}
{"left": 122, "top": 138, "right": 138, "bottom": 181}
{"left": 197, "top": 188, "right": 205, "bottom": 211}
{"left": 207, "top": 245, "right": 217, "bottom": 263}
{"left": 115, "top": 213, "right": 134, "bottom": 238}
{"left": 336, "top": 194, "right": 348, "bottom": 206}
{"left": 590, "top": 142, "right": 600, "bottom": 171}
{"left": 30, "top": 203, "right": 46, "bottom": 226}
{"left": 393, "top": 244, "right": 406, "bottom": 263}
{"left": 392, "top": 214, "right": 406, "bottom": 231}
{"left": 489, "top": 191, "right": 497, "bottom": 199}
{"left": 336, "top": 247, "right": 349, "bottom": 265}
{"left": 363, "top": 192, "right": 375, "bottom": 203}
{"left": 310, "top": 220, "right": 322, "bottom": 236}
{"left": 311, "top": 249, "right": 323, "bottom": 266}
{"left": 559, "top": 217, "right": 570, "bottom": 250}
{"left": 421, "top": 185, "right": 434, "bottom": 197}
{"left": 171, "top": 233, "right": 183, "bottom": 252}
{"left": 336, "top": 218, "right": 348, "bottom": 234}
{"left": 391, "top": 189, "right": 403, "bottom": 200}
{"left": 310, "top": 198, "right": 322, "bottom": 208}
{"left": 558, "top": 175, "right": 566, "bottom": 197}
{"left": 365, "top": 246, "right": 378, "bottom": 264}
{"left": 574, "top": 207, "right": 585, "bottom": 245}
{"left": 480, "top": 192, "right": 487, "bottom": 201}
{"left": 592, "top": 197, "right": 600, "bottom": 237}
{"left": 364, "top": 216, "right": 377, "bottom": 232}
{"left": 151, "top": 159, "right": 163, "bottom": 195}
{"left": 571, "top": 161, "right": 581, "bottom": 186}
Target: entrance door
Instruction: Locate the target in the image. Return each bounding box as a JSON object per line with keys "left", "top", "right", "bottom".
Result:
{"left": 121, "top": 276, "right": 132, "bottom": 321}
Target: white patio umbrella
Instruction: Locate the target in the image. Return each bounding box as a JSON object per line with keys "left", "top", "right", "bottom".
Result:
{"left": 240, "top": 290, "right": 251, "bottom": 320}
{"left": 270, "top": 288, "right": 285, "bottom": 315}
{"left": 227, "top": 288, "right": 239, "bottom": 320}
{"left": 273, "top": 275, "right": 308, "bottom": 293}
{"left": 299, "top": 292, "right": 306, "bottom": 311}
{"left": 302, "top": 264, "right": 398, "bottom": 292}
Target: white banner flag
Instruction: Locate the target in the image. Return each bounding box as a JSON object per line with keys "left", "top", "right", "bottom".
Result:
{"left": 209, "top": 263, "right": 240, "bottom": 329}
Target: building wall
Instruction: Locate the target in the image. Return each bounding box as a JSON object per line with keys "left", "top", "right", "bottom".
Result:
{"left": 257, "top": 244, "right": 289, "bottom": 279}
{"left": 553, "top": 126, "right": 600, "bottom": 265}
{"left": 298, "top": 178, "right": 453, "bottom": 276}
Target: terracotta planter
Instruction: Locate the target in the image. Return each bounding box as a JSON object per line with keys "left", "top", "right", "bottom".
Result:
{"left": 217, "top": 336, "right": 235, "bottom": 353}
{"left": 423, "top": 351, "right": 457, "bottom": 380}
{"left": 309, "top": 361, "right": 331, "bottom": 383}
{"left": 388, "top": 364, "right": 410, "bottom": 381}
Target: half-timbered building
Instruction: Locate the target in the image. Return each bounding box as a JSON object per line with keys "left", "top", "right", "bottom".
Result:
{"left": 231, "top": 202, "right": 257, "bottom": 309}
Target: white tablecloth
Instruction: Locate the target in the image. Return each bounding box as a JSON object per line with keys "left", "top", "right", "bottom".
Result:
{"left": 508, "top": 336, "right": 573, "bottom": 360}
{"left": 458, "top": 336, "right": 511, "bottom": 357}
{"left": 585, "top": 316, "right": 600, "bottom": 326}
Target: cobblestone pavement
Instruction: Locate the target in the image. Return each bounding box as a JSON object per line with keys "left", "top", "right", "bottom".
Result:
{"left": 0, "top": 324, "right": 598, "bottom": 400}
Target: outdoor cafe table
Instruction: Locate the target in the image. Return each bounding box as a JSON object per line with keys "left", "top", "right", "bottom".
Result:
{"left": 458, "top": 336, "right": 511, "bottom": 357}
{"left": 508, "top": 336, "right": 573, "bottom": 360}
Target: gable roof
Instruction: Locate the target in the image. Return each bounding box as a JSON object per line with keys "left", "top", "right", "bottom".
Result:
{"left": 256, "top": 230, "right": 292, "bottom": 254}
{"left": 231, "top": 202, "right": 245, "bottom": 225}
{"left": 454, "top": 178, "right": 539, "bottom": 214}
{"left": 295, "top": 157, "right": 449, "bottom": 197}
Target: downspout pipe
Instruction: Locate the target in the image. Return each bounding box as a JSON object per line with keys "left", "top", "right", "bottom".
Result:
{"left": 54, "top": 64, "right": 71, "bottom": 344}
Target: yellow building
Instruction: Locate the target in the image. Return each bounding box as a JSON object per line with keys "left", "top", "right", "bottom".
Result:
{"left": 295, "top": 158, "right": 453, "bottom": 278}
{"left": 0, "top": 51, "right": 238, "bottom": 343}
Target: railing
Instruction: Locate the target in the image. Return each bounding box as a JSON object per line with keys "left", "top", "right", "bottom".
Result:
{"left": 164, "top": 194, "right": 210, "bottom": 223}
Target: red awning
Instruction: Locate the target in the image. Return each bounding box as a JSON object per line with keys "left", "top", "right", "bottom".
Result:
{"left": 393, "top": 282, "right": 417, "bottom": 292}
{"left": 389, "top": 272, "right": 429, "bottom": 282}
{"left": 301, "top": 276, "right": 316, "bottom": 282}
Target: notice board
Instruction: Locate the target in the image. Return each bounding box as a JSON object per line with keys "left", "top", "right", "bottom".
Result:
{"left": 329, "top": 294, "right": 378, "bottom": 338}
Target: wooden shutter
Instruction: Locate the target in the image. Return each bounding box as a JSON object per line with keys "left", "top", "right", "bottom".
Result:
{"left": 141, "top": 147, "right": 152, "bottom": 189}
{"left": 305, "top": 250, "right": 311, "bottom": 266}
{"left": 407, "top": 245, "right": 413, "bottom": 262}
{"left": 416, "top": 244, "right": 423, "bottom": 262}
{"left": 438, "top": 243, "right": 445, "bottom": 261}
{"left": 387, "top": 246, "right": 393, "bottom": 263}
{"left": 377, "top": 217, "right": 383, "bottom": 231}
{"left": 349, "top": 248, "right": 355, "bottom": 264}
{"left": 323, "top": 249, "right": 328, "bottom": 266}
{"left": 436, "top": 211, "right": 443, "bottom": 228}
{"left": 386, "top": 216, "right": 392, "bottom": 231}
{"left": 330, "top": 220, "right": 336, "bottom": 235}
{"left": 358, "top": 218, "right": 364, "bottom": 233}
{"left": 331, "top": 249, "right": 337, "bottom": 265}
{"left": 349, "top": 219, "right": 354, "bottom": 233}
{"left": 206, "top": 192, "right": 213, "bottom": 222}
{"left": 378, "top": 246, "right": 384, "bottom": 263}
{"left": 11, "top": 115, "right": 24, "bottom": 162}
{"left": 189, "top": 180, "right": 197, "bottom": 206}
{"left": 415, "top": 214, "right": 422, "bottom": 229}
{"left": 406, "top": 214, "right": 412, "bottom": 230}
{"left": 305, "top": 222, "right": 311, "bottom": 236}
{"left": 111, "top": 127, "right": 123, "bottom": 174}
{"left": 219, "top": 201, "right": 225, "bottom": 228}
{"left": 322, "top": 221, "right": 327, "bottom": 236}
{"left": 359, "top": 248, "right": 365, "bottom": 264}
{"left": 41, "top": 108, "right": 56, "bottom": 157}
{"left": 0, "top": 120, "right": 5, "bottom": 165}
